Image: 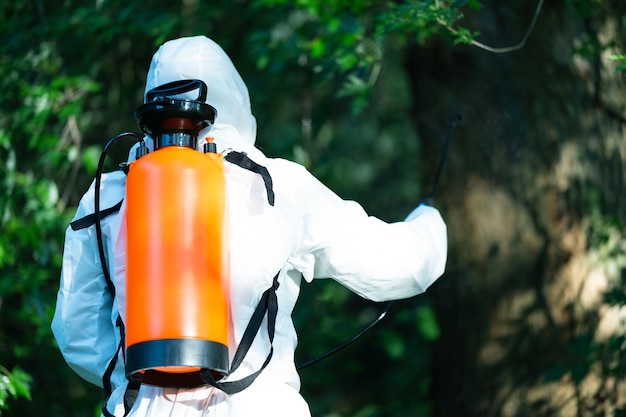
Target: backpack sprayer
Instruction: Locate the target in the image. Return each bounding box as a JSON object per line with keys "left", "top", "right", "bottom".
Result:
{"left": 84, "top": 76, "right": 279, "bottom": 417}
{"left": 125, "top": 79, "right": 229, "bottom": 387}
{"left": 93, "top": 79, "right": 230, "bottom": 389}
{"left": 91, "top": 81, "right": 278, "bottom": 417}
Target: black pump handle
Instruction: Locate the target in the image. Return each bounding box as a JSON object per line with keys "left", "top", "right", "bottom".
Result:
{"left": 145, "top": 79, "right": 208, "bottom": 103}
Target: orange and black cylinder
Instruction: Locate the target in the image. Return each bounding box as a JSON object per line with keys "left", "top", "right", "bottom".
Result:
{"left": 124, "top": 145, "right": 229, "bottom": 387}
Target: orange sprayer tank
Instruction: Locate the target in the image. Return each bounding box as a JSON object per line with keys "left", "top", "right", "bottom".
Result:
{"left": 125, "top": 145, "right": 229, "bottom": 387}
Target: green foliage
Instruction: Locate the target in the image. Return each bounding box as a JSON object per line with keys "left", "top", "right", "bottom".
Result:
{"left": 610, "top": 53, "right": 626, "bottom": 75}
{"left": 0, "top": 12, "right": 99, "bottom": 417}
{"left": 567, "top": 0, "right": 626, "bottom": 79}
{"left": 250, "top": 0, "right": 479, "bottom": 112}
{"left": 416, "top": 306, "right": 440, "bottom": 342}
{"left": 0, "top": 1, "right": 187, "bottom": 415}
{"left": 567, "top": 0, "right": 605, "bottom": 18}
{"left": 0, "top": 366, "right": 31, "bottom": 415}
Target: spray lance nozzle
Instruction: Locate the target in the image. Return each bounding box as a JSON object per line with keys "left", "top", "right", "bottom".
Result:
{"left": 134, "top": 79, "right": 218, "bottom": 151}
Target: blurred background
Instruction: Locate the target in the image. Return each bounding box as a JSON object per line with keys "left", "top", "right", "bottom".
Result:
{"left": 1, "top": 0, "right": 625, "bottom": 416}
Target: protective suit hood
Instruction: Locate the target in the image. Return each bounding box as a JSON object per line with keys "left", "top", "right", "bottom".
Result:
{"left": 144, "top": 36, "right": 257, "bottom": 149}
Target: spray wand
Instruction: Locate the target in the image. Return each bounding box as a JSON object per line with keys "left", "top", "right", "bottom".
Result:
{"left": 297, "top": 112, "right": 462, "bottom": 370}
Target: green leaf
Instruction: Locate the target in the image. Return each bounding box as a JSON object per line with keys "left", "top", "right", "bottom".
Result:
{"left": 309, "top": 37, "right": 326, "bottom": 58}
{"left": 380, "top": 329, "right": 405, "bottom": 359}
{"left": 7, "top": 368, "right": 31, "bottom": 401}
{"left": 0, "top": 366, "right": 32, "bottom": 413}
{"left": 543, "top": 363, "right": 569, "bottom": 382}
{"left": 82, "top": 145, "right": 103, "bottom": 176}
{"left": 416, "top": 306, "right": 440, "bottom": 341}
{"left": 609, "top": 53, "right": 626, "bottom": 73}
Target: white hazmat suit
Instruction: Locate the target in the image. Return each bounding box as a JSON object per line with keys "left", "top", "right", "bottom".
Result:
{"left": 51, "top": 36, "right": 447, "bottom": 417}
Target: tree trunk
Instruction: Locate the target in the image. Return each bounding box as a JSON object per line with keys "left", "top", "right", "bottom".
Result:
{"left": 404, "top": 1, "right": 626, "bottom": 415}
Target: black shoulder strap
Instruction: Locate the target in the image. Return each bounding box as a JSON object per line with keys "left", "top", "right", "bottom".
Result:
{"left": 200, "top": 272, "right": 280, "bottom": 394}
{"left": 72, "top": 151, "right": 273, "bottom": 231}
{"left": 101, "top": 315, "right": 142, "bottom": 417}
{"left": 101, "top": 315, "right": 129, "bottom": 417}
{"left": 104, "top": 272, "right": 281, "bottom": 416}
{"left": 73, "top": 152, "right": 273, "bottom": 232}
{"left": 71, "top": 200, "right": 124, "bottom": 231}
{"left": 224, "top": 151, "right": 275, "bottom": 206}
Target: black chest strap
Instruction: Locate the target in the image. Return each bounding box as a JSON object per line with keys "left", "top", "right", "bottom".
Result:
{"left": 70, "top": 199, "right": 124, "bottom": 231}
{"left": 70, "top": 151, "right": 275, "bottom": 232}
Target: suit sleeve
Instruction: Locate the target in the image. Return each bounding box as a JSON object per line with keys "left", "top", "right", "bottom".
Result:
{"left": 286, "top": 164, "right": 447, "bottom": 302}
{"left": 51, "top": 173, "right": 124, "bottom": 387}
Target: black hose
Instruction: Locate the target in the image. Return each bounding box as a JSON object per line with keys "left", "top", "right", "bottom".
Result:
{"left": 296, "top": 112, "right": 461, "bottom": 370}
{"left": 94, "top": 132, "right": 143, "bottom": 295}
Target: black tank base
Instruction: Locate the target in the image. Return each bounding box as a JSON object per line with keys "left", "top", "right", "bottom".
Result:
{"left": 126, "top": 338, "right": 229, "bottom": 388}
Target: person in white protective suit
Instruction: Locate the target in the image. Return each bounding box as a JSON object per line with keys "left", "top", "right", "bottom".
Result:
{"left": 51, "top": 35, "right": 447, "bottom": 417}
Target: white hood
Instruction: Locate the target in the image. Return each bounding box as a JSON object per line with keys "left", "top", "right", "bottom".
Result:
{"left": 144, "top": 36, "right": 257, "bottom": 150}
